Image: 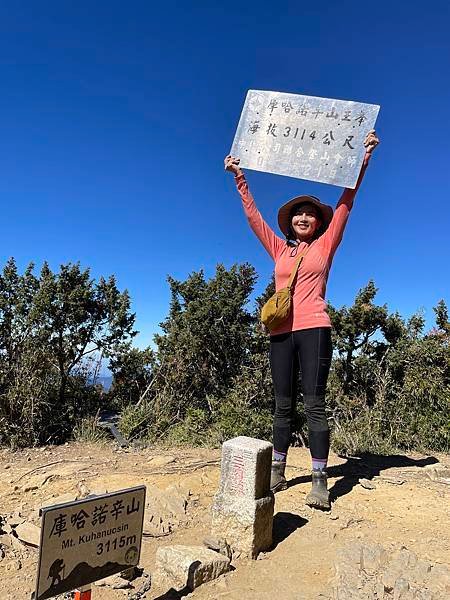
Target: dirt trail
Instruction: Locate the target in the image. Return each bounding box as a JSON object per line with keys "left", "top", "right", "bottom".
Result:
{"left": 0, "top": 443, "right": 449, "bottom": 599}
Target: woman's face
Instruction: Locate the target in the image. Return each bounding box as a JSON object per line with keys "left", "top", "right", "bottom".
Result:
{"left": 291, "top": 203, "right": 322, "bottom": 241}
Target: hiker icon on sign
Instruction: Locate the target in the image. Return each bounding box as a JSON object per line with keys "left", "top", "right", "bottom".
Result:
{"left": 48, "top": 558, "right": 65, "bottom": 587}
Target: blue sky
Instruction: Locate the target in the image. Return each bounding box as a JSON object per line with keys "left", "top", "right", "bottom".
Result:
{"left": 1, "top": 1, "right": 449, "bottom": 348}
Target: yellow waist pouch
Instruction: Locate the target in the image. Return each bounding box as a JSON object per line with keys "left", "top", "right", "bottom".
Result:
{"left": 261, "top": 249, "right": 308, "bottom": 333}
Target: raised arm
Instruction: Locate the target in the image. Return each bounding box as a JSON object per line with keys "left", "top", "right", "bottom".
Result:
{"left": 322, "top": 130, "right": 380, "bottom": 253}
{"left": 224, "top": 155, "right": 284, "bottom": 260}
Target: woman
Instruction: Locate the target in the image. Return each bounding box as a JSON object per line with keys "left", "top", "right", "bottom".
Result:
{"left": 224, "top": 129, "right": 379, "bottom": 509}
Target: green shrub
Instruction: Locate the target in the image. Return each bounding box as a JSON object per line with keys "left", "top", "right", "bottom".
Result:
{"left": 73, "top": 416, "right": 108, "bottom": 444}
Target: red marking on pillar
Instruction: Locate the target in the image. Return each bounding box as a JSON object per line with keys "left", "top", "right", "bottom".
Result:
{"left": 73, "top": 588, "right": 92, "bottom": 600}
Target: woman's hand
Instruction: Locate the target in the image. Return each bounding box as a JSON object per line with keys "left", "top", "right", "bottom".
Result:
{"left": 362, "top": 130, "right": 380, "bottom": 167}
{"left": 224, "top": 155, "right": 243, "bottom": 177}
{"left": 364, "top": 129, "right": 380, "bottom": 156}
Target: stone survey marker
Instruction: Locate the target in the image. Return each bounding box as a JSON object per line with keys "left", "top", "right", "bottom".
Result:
{"left": 34, "top": 486, "right": 146, "bottom": 600}
{"left": 211, "top": 436, "right": 273, "bottom": 558}
{"left": 230, "top": 89, "right": 380, "bottom": 188}
{"left": 155, "top": 545, "right": 231, "bottom": 590}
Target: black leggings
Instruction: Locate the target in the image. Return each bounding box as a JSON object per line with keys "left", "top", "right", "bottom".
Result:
{"left": 269, "top": 327, "right": 332, "bottom": 460}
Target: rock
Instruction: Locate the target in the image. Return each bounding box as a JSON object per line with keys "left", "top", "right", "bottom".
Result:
{"left": 76, "top": 481, "right": 90, "bottom": 499}
{"left": 425, "top": 465, "right": 450, "bottom": 485}
{"left": 359, "top": 478, "right": 376, "bottom": 490}
{"left": 95, "top": 574, "right": 132, "bottom": 589}
{"left": 120, "top": 566, "right": 138, "bottom": 581}
{"left": 396, "top": 548, "right": 418, "bottom": 570}
{"left": 409, "top": 559, "right": 432, "bottom": 582}
{"left": 335, "top": 544, "right": 362, "bottom": 576}
{"left": 332, "top": 542, "right": 448, "bottom": 600}
{"left": 0, "top": 533, "right": 23, "bottom": 552}
{"left": 155, "top": 544, "right": 231, "bottom": 591}
{"left": 14, "top": 522, "right": 41, "bottom": 547}
{"left": 393, "top": 577, "right": 410, "bottom": 599}
{"left": 426, "top": 563, "right": 450, "bottom": 596}
{"left": 143, "top": 484, "right": 190, "bottom": 537}
{"left": 2, "top": 524, "right": 14, "bottom": 535}
{"left": 203, "top": 536, "right": 232, "bottom": 559}
{"left": 7, "top": 512, "right": 25, "bottom": 527}
{"left": 129, "top": 577, "right": 152, "bottom": 599}
{"left": 382, "top": 564, "right": 403, "bottom": 592}
{"left": 161, "top": 484, "right": 189, "bottom": 516}
{"left": 87, "top": 488, "right": 108, "bottom": 497}
{"left": 415, "top": 590, "right": 433, "bottom": 600}
{"left": 361, "top": 543, "right": 387, "bottom": 575}
{"left": 112, "top": 579, "right": 132, "bottom": 590}
{"left": 143, "top": 513, "right": 172, "bottom": 537}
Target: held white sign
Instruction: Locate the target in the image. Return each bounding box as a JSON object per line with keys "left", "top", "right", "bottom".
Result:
{"left": 230, "top": 90, "right": 380, "bottom": 188}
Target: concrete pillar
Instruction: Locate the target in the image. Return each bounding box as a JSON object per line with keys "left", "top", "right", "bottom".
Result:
{"left": 211, "top": 436, "right": 274, "bottom": 559}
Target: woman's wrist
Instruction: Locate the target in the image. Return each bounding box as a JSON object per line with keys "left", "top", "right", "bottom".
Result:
{"left": 234, "top": 168, "right": 244, "bottom": 178}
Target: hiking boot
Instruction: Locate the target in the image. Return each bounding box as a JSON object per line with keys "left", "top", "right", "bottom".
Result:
{"left": 270, "top": 461, "right": 287, "bottom": 493}
{"left": 305, "top": 469, "right": 330, "bottom": 509}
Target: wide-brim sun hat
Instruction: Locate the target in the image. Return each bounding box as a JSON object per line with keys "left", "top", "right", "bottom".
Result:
{"left": 277, "top": 195, "right": 334, "bottom": 238}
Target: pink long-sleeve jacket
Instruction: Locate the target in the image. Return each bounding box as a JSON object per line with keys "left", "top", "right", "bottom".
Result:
{"left": 235, "top": 159, "right": 369, "bottom": 335}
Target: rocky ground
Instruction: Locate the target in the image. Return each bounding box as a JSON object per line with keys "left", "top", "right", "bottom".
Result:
{"left": 0, "top": 442, "right": 449, "bottom": 600}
